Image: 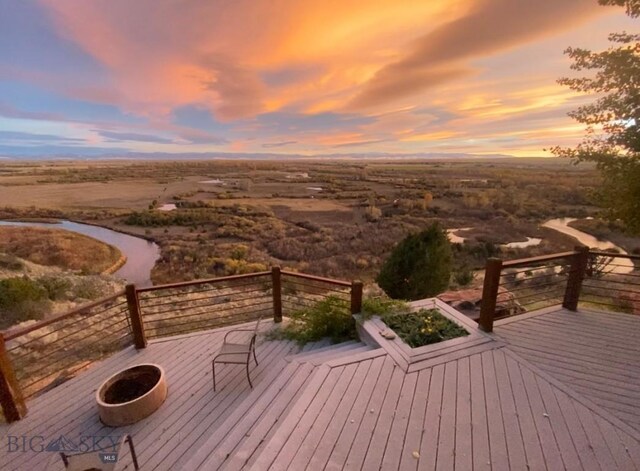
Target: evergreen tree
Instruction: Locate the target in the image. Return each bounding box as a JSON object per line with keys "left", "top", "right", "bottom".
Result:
{"left": 376, "top": 224, "right": 452, "bottom": 300}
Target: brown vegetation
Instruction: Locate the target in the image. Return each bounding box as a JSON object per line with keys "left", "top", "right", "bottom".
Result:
{"left": 1, "top": 158, "right": 637, "bottom": 288}
{"left": 0, "top": 226, "right": 122, "bottom": 274}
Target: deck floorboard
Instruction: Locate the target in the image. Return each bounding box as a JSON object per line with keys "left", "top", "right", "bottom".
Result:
{"left": 496, "top": 307, "right": 640, "bottom": 434}
{"left": 3, "top": 307, "right": 640, "bottom": 470}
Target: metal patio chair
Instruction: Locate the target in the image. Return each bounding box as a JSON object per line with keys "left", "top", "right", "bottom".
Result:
{"left": 212, "top": 317, "right": 262, "bottom": 391}
{"left": 57, "top": 434, "right": 139, "bottom": 471}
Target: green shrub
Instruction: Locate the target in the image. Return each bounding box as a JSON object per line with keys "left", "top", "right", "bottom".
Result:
{"left": 0, "top": 277, "right": 48, "bottom": 328}
{"left": 0, "top": 277, "right": 47, "bottom": 306}
{"left": 278, "top": 296, "right": 355, "bottom": 345}
{"left": 72, "top": 278, "right": 102, "bottom": 300}
{"left": 454, "top": 268, "right": 475, "bottom": 287}
{"left": 361, "top": 297, "right": 410, "bottom": 320}
{"left": 383, "top": 309, "right": 468, "bottom": 348}
{"left": 0, "top": 254, "right": 23, "bottom": 271}
{"left": 376, "top": 223, "right": 452, "bottom": 300}
{"left": 38, "top": 276, "right": 72, "bottom": 301}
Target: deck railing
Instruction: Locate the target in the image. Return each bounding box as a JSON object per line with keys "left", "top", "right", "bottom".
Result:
{"left": 578, "top": 251, "right": 640, "bottom": 313}
{"left": 479, "top": 248, "right": 640, "bottom": 332}
{"left": 137, "top": 271, "right": 273, "bottom": 340}
{"left": 0, "top": 291, "right": 131, "bottom": 421}
{"left": 281, "top": 270, "right": 362, "bottom": 316}
{"left": 0, "top": 267, "right": 362, "bottom": 422}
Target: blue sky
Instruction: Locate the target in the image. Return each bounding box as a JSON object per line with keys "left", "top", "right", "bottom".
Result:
{"left": 0, "top": 0, "right": 635, "bottom": 158}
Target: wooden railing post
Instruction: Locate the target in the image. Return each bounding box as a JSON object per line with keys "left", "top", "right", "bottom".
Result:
{"left": 125, "top": 284, "right": 147, "bottom": 349}
{"left": 479, "top": 258, "right": 503, "bottom": 333}
{"left": 563, "top": 246, "right": 590, "bottom": 311}
{"left": 0, "top": 335, "right": 27, "bottom": 422}
{"left": 272, "top": 266, "right": 283, "bottom": 323}
{"left": 350, "top": 281, "right": 363, "bottom": 315}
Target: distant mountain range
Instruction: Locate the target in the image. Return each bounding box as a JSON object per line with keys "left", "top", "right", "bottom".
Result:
{"left": 0, "top": 151, "right": 527, "bottom": 161}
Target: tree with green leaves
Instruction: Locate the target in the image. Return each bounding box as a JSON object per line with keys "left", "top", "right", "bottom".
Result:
{"left": 376, "top": 223, "right": 452, "bottom": 300}
{"left": 551, "top": 0, "right": 640, "bottom": 233}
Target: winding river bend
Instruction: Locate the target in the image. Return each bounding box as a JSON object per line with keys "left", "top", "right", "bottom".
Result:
{"left": 1, "top": 217, "right": 634, "bottom": 285}
{"left": 542, "top": 217, "right": 634, "bottom": 274}
{"left": 0, "top": 220, "right": 160, "bottom": 286}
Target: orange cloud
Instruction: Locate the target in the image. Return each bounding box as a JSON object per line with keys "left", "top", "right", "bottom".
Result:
{"left": 26, "top": 0, "right": 629, "bottom": 156}
{"left": 39, "top": 0, "right": 461, "bottom": 121}
{"left": 402, "top": 131, "right": 462, "bottom": 142}
{"left": 348, "top": 0, "right": 601, "bottom": 110}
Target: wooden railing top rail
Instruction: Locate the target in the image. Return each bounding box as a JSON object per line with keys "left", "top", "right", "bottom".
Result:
{"left": 281, "top": 270, "right": 352, "bottom": 287}
{"left": 501, "top": 251, "right": 578, "bottom": 268}
{"left": 136, "top": 271, "right": 272, "bottom": 293}
{"left": 2, "top": 290, "right": 126, "bottom": 341}
{"left": 590, "top": 250, "right": 640, "bottom": 261}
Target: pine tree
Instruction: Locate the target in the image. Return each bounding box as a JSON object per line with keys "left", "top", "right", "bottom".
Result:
{"left": 376, "top": 223, "right": 452, "bottom": 300}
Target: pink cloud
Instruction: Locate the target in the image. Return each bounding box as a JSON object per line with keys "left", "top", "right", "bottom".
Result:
{"left": 24, "top": 0, "right": 630, "bottom": 155}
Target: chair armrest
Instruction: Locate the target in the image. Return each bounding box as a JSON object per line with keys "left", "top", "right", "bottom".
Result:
{"left": 213, "top": 349, "right": 251, "bottom": 360}
{"left": 223, "top": 329, "right": 256, "bottom": 342}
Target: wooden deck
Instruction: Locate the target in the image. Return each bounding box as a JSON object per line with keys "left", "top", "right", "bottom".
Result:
{"left": 0, "top": 320, "right": 302, "bottom": 471}
{"left": 2, "top": 306, "right": 640, "bottom": 470}
{"left": 246, "top": 348, "right": 640, "bottom": 471}
{"left": 495, "top": 306, "right": 640, "bottom": 435}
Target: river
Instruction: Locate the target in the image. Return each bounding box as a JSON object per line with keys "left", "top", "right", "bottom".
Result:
{"left": 542, "top": 217, "right": 634, "bottom": 274}
{"left": 0, "top": 220, "right": 160, "bottom": 286}
{"left": 0, "top": 217, "right": 632, "bottom": 284}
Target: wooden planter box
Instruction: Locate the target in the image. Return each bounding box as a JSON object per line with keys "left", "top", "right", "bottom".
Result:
{"left": 356, "top": 298, "right": 495, "bottom": 373}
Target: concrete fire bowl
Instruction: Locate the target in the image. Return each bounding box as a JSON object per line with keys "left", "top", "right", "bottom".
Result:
{"left": 96, "top": 363, "right": 167, "bottom": 427}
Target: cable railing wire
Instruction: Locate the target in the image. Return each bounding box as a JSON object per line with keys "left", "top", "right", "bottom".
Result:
{"left": 10, "top": 308, "right": 127, "bottom": 349}
{"left": 138, "top": 280, "right": 271, "bottom": 303}
{"left": 143, "top": 300, "right": 273, "bottom": 326}
{"left": 8, "top": 310, "right": 129, "bottom": 355}
{"left": 140, "top": 292, "right": 272, "bottom": 316}
{"left": 146, "top": 309, "right": 272, "bottom": 339}
{"left": 1, "top": 269, "right": 358, "bottom": 404}
{"left": 139, "top": 286, "right": 271, "bottom": 309}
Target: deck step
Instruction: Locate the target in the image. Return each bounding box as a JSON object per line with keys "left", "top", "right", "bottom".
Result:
{"left": 300, "top": 337, "right": 332, "bottom": 352}
{"left": 287, "top": 341, "right": 374, "bottom": 365}
{"left": 285, "top": 340, "right": 359, "bottom": 361}
{"left": 300, "top": 345, "right": 374, "bottom": 366}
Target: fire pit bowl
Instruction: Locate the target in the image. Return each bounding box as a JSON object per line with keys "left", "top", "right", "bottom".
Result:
{"left": 96, "top": 363, "right": 167, "bottom": 426}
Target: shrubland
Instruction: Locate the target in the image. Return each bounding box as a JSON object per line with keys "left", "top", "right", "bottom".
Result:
{"left": 2, "top": 158, "right": 635, "bottom": 291}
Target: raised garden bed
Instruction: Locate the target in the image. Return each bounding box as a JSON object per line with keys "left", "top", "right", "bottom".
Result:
{"left": 356, "top": 298, "right": 492, "bottom": 371}
{"left": 382, "top": 308, "right": 469, "bottom": 348}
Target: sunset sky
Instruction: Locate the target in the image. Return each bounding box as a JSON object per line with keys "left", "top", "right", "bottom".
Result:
{"left": 0, "top": 0, "right": 635, "bottom": 158}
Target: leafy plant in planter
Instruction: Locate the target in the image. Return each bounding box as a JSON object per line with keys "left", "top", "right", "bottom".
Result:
{"left": 360, "top": 297, "right": 411, "bottom": 320}
{"left": 383, "top": 309, "right": 468, "bottom": 348}
{"left": 275, "top": 295, "right": 411, "bottom": 345}
{"left": 277, "top": 295, "right": 354, "bottom": 345}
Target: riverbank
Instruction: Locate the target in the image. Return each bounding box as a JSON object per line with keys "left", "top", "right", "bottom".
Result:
{"left": 0, "top": 226, "right": 123, "bottom": 274}
{"left": 0, "top": 255, "right": 126, "bottom": 329}
{"left": 0, "top": 216, "right": 158, "bottom": 243}
{"left": 568, "top": 218, "right": 640, "bottom": 254}
{"left": 0, "top": 219, "right": 160, "bottom": 286}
